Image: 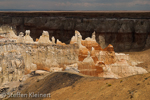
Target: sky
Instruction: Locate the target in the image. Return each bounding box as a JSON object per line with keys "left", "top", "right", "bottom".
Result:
{"left": 0, "top": 0, "right": 150, "bottom": 11}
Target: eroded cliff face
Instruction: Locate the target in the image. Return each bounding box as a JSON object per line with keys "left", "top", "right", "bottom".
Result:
{"left": 0, "top": 11, "right": 150, "bottom": 52}
{"left": 0, "top": 27, "right": 148, "bottom": 94}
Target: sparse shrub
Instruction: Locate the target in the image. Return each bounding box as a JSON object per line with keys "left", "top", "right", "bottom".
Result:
{"left": 130, "top": 95, "right": 133, "bottom": 99}
{"left": 37, "top": 79, "right": 40, "bottom": 82}
{"left": 120, "top": 80, "right": 123, "bottom": 83}
{"left": 108, "top": 84, "right": 112, "bottom": 86}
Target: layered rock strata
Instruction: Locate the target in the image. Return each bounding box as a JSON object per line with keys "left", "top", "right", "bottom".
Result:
{"left": 0, "top": 12, "right": 150, "bottom": 51}
{"left": 0, "top": 28, "right": 148, "bottom": 86}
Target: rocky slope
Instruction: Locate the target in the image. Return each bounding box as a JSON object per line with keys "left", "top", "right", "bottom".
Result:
{"left": 7, "top": 71, "right": 150, "bottom": 100}
{"left": 0, "top": 11, "right": 150, "bottom": 51}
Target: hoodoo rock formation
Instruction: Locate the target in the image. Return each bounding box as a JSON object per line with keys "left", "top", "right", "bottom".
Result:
{"left": 0, "top": 26, "right": 148, "bottom": 87}
{"left": 0, "top": 12, "right": 149, "bottom": 99}
{"left": 24, "top": 30, "right": 34, "bottom": 43}
{"left": 38, "top": 31, "right": 52, "bottom": 44}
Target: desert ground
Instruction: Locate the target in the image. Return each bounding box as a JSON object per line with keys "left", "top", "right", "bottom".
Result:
{"left": 125, "top": 48, "right": 150, "bottom": 72}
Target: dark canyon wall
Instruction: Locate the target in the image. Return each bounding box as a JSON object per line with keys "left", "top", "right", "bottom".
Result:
{"left": 0, "top": 11, "right": 150, "bottom": 52}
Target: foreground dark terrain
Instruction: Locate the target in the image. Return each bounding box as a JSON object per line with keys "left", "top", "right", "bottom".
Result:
{"left": 9, "top": 72, "right": 150, "bottom": 100}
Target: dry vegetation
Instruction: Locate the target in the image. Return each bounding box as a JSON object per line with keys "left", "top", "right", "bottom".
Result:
{"left": 8, "top": 71, "right": 150, "bottom": 100}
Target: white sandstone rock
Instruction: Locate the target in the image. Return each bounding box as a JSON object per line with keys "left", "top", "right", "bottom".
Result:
{"left": 34, "top": 70, "right": 50, "bottom": 75}
{"left": 6, "top": 27, "right": 18, "bottom": 39}
{"left": 52, "top": 36, "right": 55, "bottom": 44}
{"left": 24, "top": 30, "right": 34, "bottom": 43}
{"left": 83, "top": 51, "right": 94, "bottom": 63}
{"left": 50, "top": 67, "right": 63, "bottom": 72}
{"left": 92, "top": 31, "right": 96, "bottom": 41}
{"left": 16, "top": 32, "right": 24, "bottom": 43}
{"left": 38, "top": 31, "right": 52, "bottom": 44}
{"left": 65, "top": 63, "right": 79, "bottom": 73}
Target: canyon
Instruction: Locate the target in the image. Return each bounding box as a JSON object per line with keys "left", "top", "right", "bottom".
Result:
{"left": 0, "top": 11, "right": 150, "bottom": 51}
{"left": 0, "top": 11, "right": 149, "bottom": 99}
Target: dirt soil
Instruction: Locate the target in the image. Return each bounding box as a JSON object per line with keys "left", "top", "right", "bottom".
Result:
{"left": 7, "top": 71, "right": 150, "bottom": 100}
{"left": 8, "top": 72, "right": 83, "bottom": 100}
{"left": 48, "top": 72, "right": 150, "bottom": 100}
{"left": 124, "top": 49, "right": 150, "bottom": 72}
